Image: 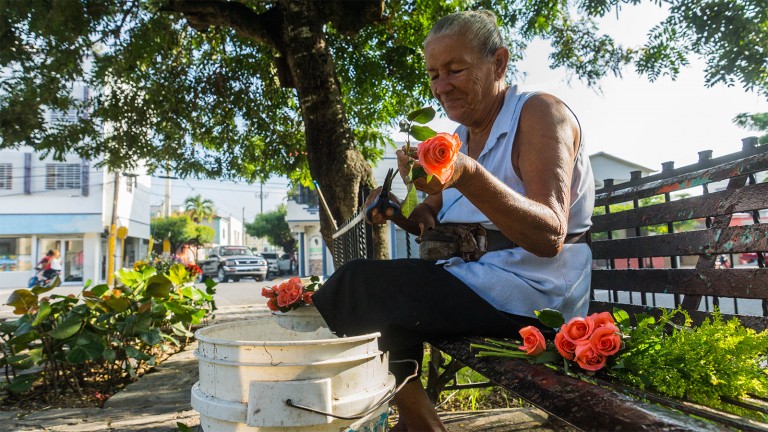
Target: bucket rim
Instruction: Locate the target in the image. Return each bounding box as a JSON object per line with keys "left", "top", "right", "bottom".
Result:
{"left": 194, "top": 319, "right": 381, "bottom": 346}
{"left": 193, "top": 348, "right": 384, "bottom": 366}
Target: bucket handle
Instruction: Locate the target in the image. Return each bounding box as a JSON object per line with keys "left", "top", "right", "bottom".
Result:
{"left": 285, "top": 359, "right": 419, "bottom": 421}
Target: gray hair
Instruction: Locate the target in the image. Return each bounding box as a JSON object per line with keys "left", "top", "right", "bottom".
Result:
{"left": 425, "top": 10, "right": 505, "bottom": 58}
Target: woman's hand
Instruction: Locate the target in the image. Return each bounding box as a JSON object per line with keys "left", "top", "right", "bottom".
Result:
{"left": 396, "top": 148, "right": 473, "bottom": 195}
{"left": 364, "top": 186, "right": 402, "bottom": 224}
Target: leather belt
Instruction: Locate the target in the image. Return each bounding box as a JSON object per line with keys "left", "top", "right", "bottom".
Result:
{"left": 486, "top": 230, "right": 589, "bottom": 252}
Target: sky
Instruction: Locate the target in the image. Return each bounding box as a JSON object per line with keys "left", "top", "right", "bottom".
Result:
{"left": 154, "top": 2, "right": 768, "bottom": 221}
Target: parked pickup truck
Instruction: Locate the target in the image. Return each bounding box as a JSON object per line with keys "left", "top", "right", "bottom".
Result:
{"left": 200, "top": 246, "right": 268, "bottom": 282}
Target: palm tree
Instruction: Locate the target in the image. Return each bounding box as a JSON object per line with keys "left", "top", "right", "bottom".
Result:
{"left": 184, "top": 195, "right": 215, "bottom": 223}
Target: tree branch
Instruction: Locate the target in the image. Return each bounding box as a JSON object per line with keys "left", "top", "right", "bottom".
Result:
{"left": 160, "top": 0, "right": 282, "bottom": 50}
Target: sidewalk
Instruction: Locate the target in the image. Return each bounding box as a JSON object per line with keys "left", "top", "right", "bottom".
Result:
{"left": 0, "top": 304, "right": 561, "bottom": 431}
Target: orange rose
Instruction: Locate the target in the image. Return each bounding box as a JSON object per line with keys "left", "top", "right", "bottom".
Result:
{"left": 266, "top": 296, "right": 280, "bottom": 311}
{"left": 517, "top": 326, "right": 547, "bottom": 355}
{"left": 302, "top": 291, "right": 314, "bottom": 305}
{"left": 417, "top": 132, "right": 462, "bottom": 184}
{"left": 563, "top": 316, "right": 596, "bottom": 344}
{"left": 554, "top": 328, "right": 576, "bottom": 360}
{"left": 574, "top": 343, "right": 607, "bottom": 371}
{"left": 261, "top": 286, "right": 275, "bottom": 298}
{"left": 589, "top": 311, "right": 615, "bottom": 328}
{"left": 590, "top": 323, "right": 621, "bottom": 356}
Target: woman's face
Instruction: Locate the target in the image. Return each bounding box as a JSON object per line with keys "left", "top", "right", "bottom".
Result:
{"left": 424, "top": 34, "right": 506, "bottom": 128}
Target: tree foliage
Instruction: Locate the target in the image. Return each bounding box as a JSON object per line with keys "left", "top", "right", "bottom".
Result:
{"left": 245, "top": 204, "right": 295, "bottom": 253}
{"left": 1, "top": 0, "right": 766, "bottom": 245}
{"left": 733, "top": 112, "right": 768, "bottom": 145}
{"left": 150, "top": 214, "right": 214, "bottom": 252}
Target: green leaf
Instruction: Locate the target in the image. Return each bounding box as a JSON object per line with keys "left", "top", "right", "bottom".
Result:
{"left": 406, "top": 106, "right": 436, "bottom": 124}
{"left": 103, "top": 348, "right": 116, "bottom": 362}
{"left": 410, "top": 165, "right": 427, "bottom": 181}
{"left": 31, "top": 302, "right": 52, "bottom": 326}
{"left": 30, "top": 284, "right": 55, "bottom": 295}
{"left": 204, "top": 278, "right": 217, "bottom": 292}
{"left": 536, "top": 309, "right": 565, "bottom": 328}
{"left": 529, "top": 350, "right": 561, "bottom": 364}
{"left": 125, "top": 345, "right": 152, "bottom": 361}
{"left": 48, "top": 312, "right": 83, "bottom": 340}
{"left": 5, "top": 289, "right": 38, "bottom": 314}
{"left": 613, "top": 308, "right": 630, "bottom": 327}
{"left": 180, "top": 286, "right": 203, "bottom": 301}
{"left": 104, "top": 296, "right": 131, "bottom": 313}
{"left": 140, "top": 328, "right": 162, "bottom": 346}
{"left": 66, "top": 332, "right": 105, "bottom": 364}
{"left": 168, "top": 263, "right": 187, "bottom": 286}
{"left": 89, "top": 284, "right": 110, "bottom": 297}
{"left": 401, "top": 184, "right": 418, "bottom": 218}
{"left": 426, "top": 174, "right": 433, "bottom": 183}
{"left": 8, "top": 348, "right": 42, "bottom": 369}
{"left": 171, "top": 321, "right": 194, "bottom": 337}
{"left": 146, "top": 274, "right": 172, "bottom": 298}
{"left": 410, "top": 125, "right": 437, "bottom": 141}
{"left": 8, "top": 373, "right": 38, "bottom": 394}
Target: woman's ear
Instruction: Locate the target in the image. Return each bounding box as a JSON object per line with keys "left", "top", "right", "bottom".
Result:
{"left": 493, "top": 47, "right": 509, "bottom": 80}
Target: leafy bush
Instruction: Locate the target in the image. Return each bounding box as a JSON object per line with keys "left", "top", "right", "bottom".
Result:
{"left": 0, "top": 259, "right": 216, "bottom": 404}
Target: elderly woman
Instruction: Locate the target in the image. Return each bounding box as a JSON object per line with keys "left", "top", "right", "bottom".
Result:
{"left": 313, "top": 10, "right": 594, "bottom": 431}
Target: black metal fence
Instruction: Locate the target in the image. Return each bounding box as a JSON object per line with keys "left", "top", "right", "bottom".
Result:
{"left": 331, "top": 210, "right": 373, "bottom": 269}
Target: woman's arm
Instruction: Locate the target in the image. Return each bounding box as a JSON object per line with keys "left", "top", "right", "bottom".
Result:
{"left": 412, "top": 93, "right": 580, "bottom": 257}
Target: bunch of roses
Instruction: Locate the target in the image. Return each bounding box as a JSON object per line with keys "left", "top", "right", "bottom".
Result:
{"left": 518, "top": 311, "right": 623, "bottom": 371}
{"left": 261, "top": 276, "right": 315, "bottom": 312}
{"left": 186, "top": 263, "right": 202, "bottom": 276}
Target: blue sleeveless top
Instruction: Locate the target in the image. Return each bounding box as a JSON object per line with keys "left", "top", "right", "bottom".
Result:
{"left": 438, "top": 86, "right": 595, "bottom": 320}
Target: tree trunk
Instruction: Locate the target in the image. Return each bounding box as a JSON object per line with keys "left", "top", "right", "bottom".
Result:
{"left": 278, "top": 0, "right": 387, "bottom": 258}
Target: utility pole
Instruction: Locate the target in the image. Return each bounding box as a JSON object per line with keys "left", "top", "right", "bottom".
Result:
{"left": 242, "top": 206, "right": 247, "bottom": 246}
{"left": 107, "top": 171, "right": 120, "bottom": 286}
{"left": 164, "top": 168, "right": 172, "bottom": 217}
{"left": 259, "top": 182, "right": 264, "bottom": 214}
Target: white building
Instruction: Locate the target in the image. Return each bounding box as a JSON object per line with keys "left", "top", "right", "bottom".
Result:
{"left": 590, "top": 152, "right": 656, "bottom": 188}
{"left": 0, "top": 148, "right": 152, "bottom": 289}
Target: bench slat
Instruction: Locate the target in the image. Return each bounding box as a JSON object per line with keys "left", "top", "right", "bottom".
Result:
{"left": 592, "top": 182, "right": 768, "bottom": 232}
{"left": 591, "top": 223, "right": 768, "bottom": 259}
{"left": 592, "top": 268, "right": 768, "bottom": 299}
{"left": 589, "top": 301, "right": 768, "bottom": 332}
{"left": 596, "top": 151, "right": 768, "bottom": 206}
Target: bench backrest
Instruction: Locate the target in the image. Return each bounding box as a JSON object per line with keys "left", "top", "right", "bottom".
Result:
{"left": 588, "top": 138, "right": 768, "bottom": 331}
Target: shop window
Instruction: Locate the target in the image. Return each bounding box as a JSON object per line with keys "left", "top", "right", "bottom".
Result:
{"left": 46, "top": 163, "right": 81, "bottom": 190}
{"left": 0, "top": 237, "right": 32, "bottom": 272}
{"left": 0, "top": 163, "right": 11, "bottom": 190}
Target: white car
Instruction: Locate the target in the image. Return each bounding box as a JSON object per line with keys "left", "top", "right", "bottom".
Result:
{"left": 259, "top": 252, "right": 280, "bottom": 276}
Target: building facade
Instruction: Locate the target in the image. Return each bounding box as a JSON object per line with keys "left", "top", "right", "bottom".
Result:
{"left": 0, "top": 148, "right": 152, "bottom": 289}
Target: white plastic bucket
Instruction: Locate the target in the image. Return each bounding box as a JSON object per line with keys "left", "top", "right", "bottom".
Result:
{"left": 192, "top": 317, "right": 394, "bottom": 431}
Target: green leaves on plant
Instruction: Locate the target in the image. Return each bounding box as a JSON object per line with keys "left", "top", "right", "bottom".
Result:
{"left": 66, "top": 332, "right": 105, "bottom": 364}
{"left": 146, "top": 275, "right": 172, "bottom": 298}
{"left": 0, "top": 255, "right": 217, "bottom": 402}
{"left": 48, "top": 312, "right": 83, "bottom": 340}
{"left": 7, "top": 374, "right": 38, "bottom": 394}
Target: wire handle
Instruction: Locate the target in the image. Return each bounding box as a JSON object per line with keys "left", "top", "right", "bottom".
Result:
{"left": 284, "top": 359, "right": 419, "bottom": 420}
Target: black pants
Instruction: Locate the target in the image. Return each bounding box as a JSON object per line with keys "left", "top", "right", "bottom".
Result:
{"left": 312, "top": 259, "right": 546, "bottom": 383}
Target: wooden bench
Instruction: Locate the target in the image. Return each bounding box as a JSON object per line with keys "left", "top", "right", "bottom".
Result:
{"left": 427, "top": 137, "right": 768, "bottom": 431}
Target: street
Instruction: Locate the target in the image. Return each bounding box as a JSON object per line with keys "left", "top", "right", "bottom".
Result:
{"left": 0, "top": 274, "right": 296, "bottom": 321}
